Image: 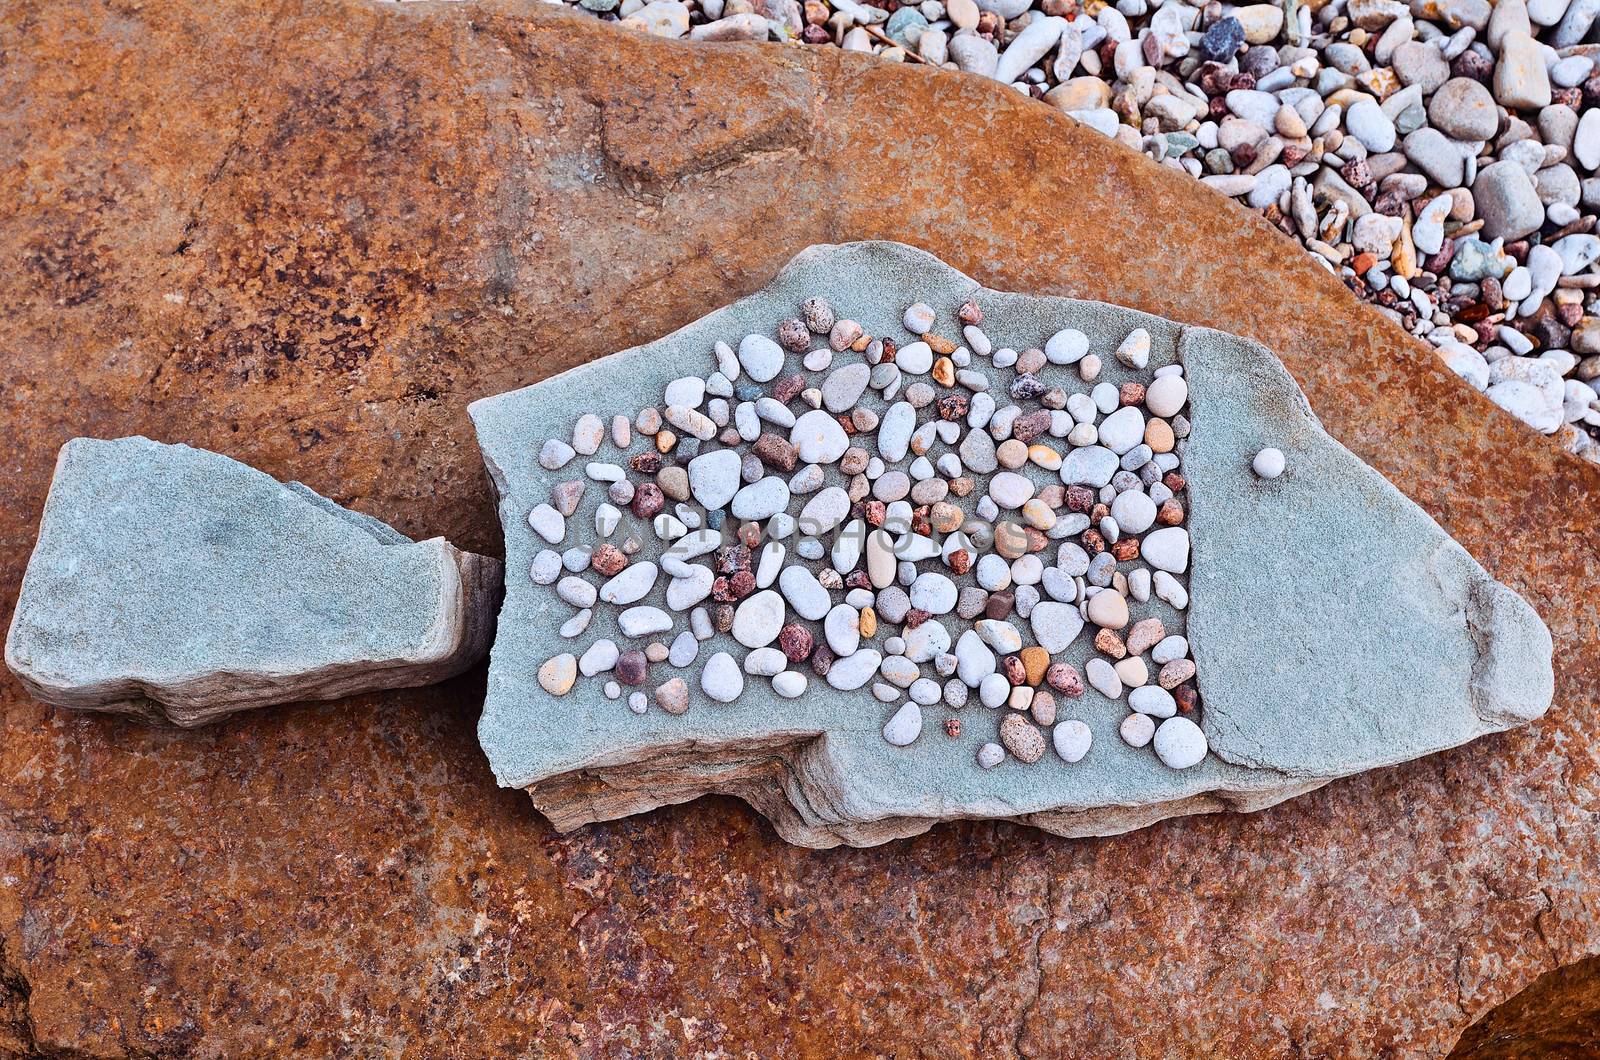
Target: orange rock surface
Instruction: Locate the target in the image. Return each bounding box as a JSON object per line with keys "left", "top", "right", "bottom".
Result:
{"left": 1, "top": 0, "right": 1596, "bottom": 1054}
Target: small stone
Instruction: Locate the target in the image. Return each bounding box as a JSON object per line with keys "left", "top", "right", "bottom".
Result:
{"left": 1153, "top": 716, "right": 1208, "bottom": 768}
{"left": 538, "top": 653, "right": 577, "bottom": 695}
{"left": 977, "top": 742, "right": 1005, "bottom": 769}
{"left": 1430, "top": 77, "right": 1498, "bottom": 141}
{"left": 1052, "top": 719, "right": 1092, "bottom": 763}
{"left": 540, "top": 438, "right": 576, "bottom": 470}
{"left": 882, "top": 702, "right": 924, "bottom": 746}
{"left": 1120, "top": 712, "right": 1156, "bottom": 748}
{"left": 1252, "top": 447, "right": 1286, "bottom": 478}
{"left": 1000, "top": 713, "right": 1046, "bottom": 764}
{"left": 700, "top": 651, "right": 744, "bottom": 703}
{"left": 655, "top": 677, "right": 690, "bottom": 714}
{"left": 738, "top": 334, "right": 785, "bottom": 382}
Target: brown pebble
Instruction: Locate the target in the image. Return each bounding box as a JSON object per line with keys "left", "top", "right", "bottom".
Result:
{"left": 630, "top": 452, "right": 662, "bottom": 474}
{"left": 1174, "top": 685, "right": 1199, "bottom": 714}
{"left": 1066, "top": 485, "right": 1095, "bottom": 513}
{"left": 655, "top": 678, "right": 690, "bottom": 715}
{"left": 944, "top": 718, "right": 963, "bottom": 738}
{"left": 1119, "top": 382, "right": 1146, "bottom": 406}
{"left": 712, "top": 604, "right": 734, "bottom": 634}
{"left": 548, "top": 480, "right": 584, "bottom": 517}
{"left": 999, "top": 714, "right": 1046, "bottom": 764}
{"left": 830, "top": 319, "right": 863, "bottom": 351}
{"left": 937, "top": 395, "right": 969, "bottom": 420}
{"left": 591, "top": 543, "right": 628, "bottom": 577}
{"left": 1111, "top": 537, "right": 1140, "bottom": 562}
{"left": 616, "top": 650, "right": 647, "bottom": 686}
{"left": 644, "top": 641, "right": 670, "bottom": 663}
{"left": 859, "top": 607, "right": 878, "bottom": 638}
{"left": 630, "top": 483, "right": 664, "bottom": 518}
{"left": 657, "top": 466, "right": 690, "bottom": 501}
{"left": 1145, "top": 419, "right": 1175, "bottom": 453}
{"left": 778, "top": 623, "right": 814, "bottom": 662}
{"left": 1159, "top": 658, "right": 1197, "bottom": 689}
{"left": 984, "top": 591, "right": 1013, "bottom": 620}
{"left": 949, "top": 477, "right": 974, "bottom": 497}
{"left": 1163, "top": 471, "right": 1187, "bottom": 493}
{"left": 656, "top": 429, "right": 677, "bottom": 454}
{"left": 1020, "top": 646, "right": 1050, "bottom": 685}
{"left": 777, "top": 318, "right": 810, "bottom": 352}
{"left": 1001, "top": 655, "right": 1027, "bottom": 685}
{"left": 1030, "top": 690, "right": 1057, "bottom": 727}
{"left": 840, "top": 447, "right": 870, "bottom": 475}
{"left": 926, "top": 333, "right": 957, "bottom": 355}
{"left": 947, "top": 548, "right": 972, "bottom": 575}
{"left": 1094, "top": 628, "right": 1127, "bottom": 659}
{"left": 1157, "top": 499, "right": 1185, "bottom": 526}
{"left": 810, "top": 643, "right": 835, "bottom": 676}
{"left": 1046, "top": 662, "right": 1084, "bottom": 697}
{"left": 774, "top": 373, "right": 806, "bottom": 404}
{"left": 1126, "top": 617, "right": 1166, "bottom": 656}
{"left": 958, "top": 299, "right": 983, "bottom": 325}
{"left": 904, "top": 608, "right": 931, "bottom": 630}
{"left": 753, "top": 433, "right": 798, "bottom": 470}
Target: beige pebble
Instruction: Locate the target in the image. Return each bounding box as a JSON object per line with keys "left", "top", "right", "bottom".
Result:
{"left": 1114, "top": 655, "right": 1149, "bottom": 688}
{"left": 539, "top": 653, "right": 577, "bottom": 695}
{"left": 996, "top": 439, "right": 1029, "bottom": 468}
{"left": 655, "top": 677, "right": 690, "bottom": 715}
{"left": 1000, "top": 713, "right": 1046, "bottom": 764}
{"left": 1087, "top": 589, "right": 1129, "bottom": 629}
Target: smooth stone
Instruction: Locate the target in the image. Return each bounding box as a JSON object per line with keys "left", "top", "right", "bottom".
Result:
{"left": 779, "top": 565, "right": 831, "bottom": 620}
{"left": 733, "top": 589, "right": 786, "bottom": 647}
{"left": 1110, "top": 490, "right": 1157, "bottom": 534}
{"left": 617, "top": 606, "right": 672, "bottom": 637}
{"left": 1030, "top": 601, "right": 1086, "bottom": 653}
{"left": 790, "top": 409, "right": 850, "bottom": 464}
{"left": 909, "top": 572, "right": 958, "bottom": 614}
{"left": 772, "top": 671, "right": 808, "bottom": 698}
{"left": 1474, "top": 160, "right": 1546, "bottom": 241}
{"left": 1060, "top": 445, "right": 1119, "bottom": 486}
{"left": 700, "top": 651, "right": 744, "bottom": 702}
{"left": 822, "top": 363, "right": 871, "bottom": 412}
{"left": 731, "top": 478, "right": 790, "bottom": 520}
{"left": 1429, "top": 77, "right": 1498, "bottom": 141}
{"left": 882, "top": 702, "right": 923, "bottom": 746}
{"left": 896, "top": 341, "right": 934, "bottom": 374}
{"left": 738, "top": 334, "right": 784, "bottom": 381}
{"left": 877, "top": 402, "right": 917, "bottom": 462}
{"left": 688, "top": 449, "right": 742, "bottom": 510}
{"left": 1140, "top": 526, "right": 1190, "bottom": 573}
{"left": 827, "top": 649, "right": 884, "bottom": 690}
{"left": 1087, "top": 657, "right": 1123, "bottom": 699}
{"left": 995, "top": 15, "right": 1066, "bottom": 84}
{"left": 1044, "top": 328, "right": 1088, "bottom": 364}
{"left": 600, "top": 561, "right": 658, "bottom": 605}
{"left": 1120, "top": 711, "right": 1156, "bottom": 747}
{"left": 1052, "top": 719, "right": 1093, "bottom": 763}
{"left": 825, "top": 604, "right": 861, "bottom": 657}
{"left": 1153, "top": 716, "right": 1208, "bottom": 768}
{"left": 955, "top": 629, "right": 997, "bottom": 685}
{"left": 1096, "top": 406, "right": 1145, "bottom": 454}
{"left": 1129, "top": 685, "right": 1177, "bottom": 718}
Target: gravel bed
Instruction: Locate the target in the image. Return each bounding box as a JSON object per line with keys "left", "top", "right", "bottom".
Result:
{"left": 577, "top": 0, "right": 1600, "bottom": 462}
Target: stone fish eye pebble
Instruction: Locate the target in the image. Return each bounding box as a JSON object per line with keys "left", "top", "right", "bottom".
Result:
{"left": 528, "top": 301, "right": 1203, "bottom": 773}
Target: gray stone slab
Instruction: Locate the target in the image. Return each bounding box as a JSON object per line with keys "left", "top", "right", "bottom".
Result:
{"left": 5, "top": 437, "right": 500, "bottom": 726}
{"left": 468, "top": 241, "right": 1553, "bottom": 848}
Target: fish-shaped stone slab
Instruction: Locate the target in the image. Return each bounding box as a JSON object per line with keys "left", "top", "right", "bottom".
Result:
{"left": 5, "top": 437, "right": 501, "bottom": 727}
{"left": 470, "top": 241, "right": 1554, "bottom": 848}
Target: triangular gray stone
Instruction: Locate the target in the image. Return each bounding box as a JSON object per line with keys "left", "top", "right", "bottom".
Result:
{"left": 5, "top": 437, "right": 500, "bottom": 726}
{"left": 469, "top": 241, "right": 1552, "bottom": 848}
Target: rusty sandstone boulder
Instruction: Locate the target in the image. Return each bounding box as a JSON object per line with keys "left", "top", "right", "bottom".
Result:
{"left": 0, "top": 0, "right": 1596, "bottom": 1055}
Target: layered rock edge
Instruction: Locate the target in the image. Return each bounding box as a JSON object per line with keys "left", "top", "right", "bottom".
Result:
{"left": 471, "top": 241, "right": 1554, "bottom": 848}
{"left": 4, "top": 437, "right": 501, "bottom": 726}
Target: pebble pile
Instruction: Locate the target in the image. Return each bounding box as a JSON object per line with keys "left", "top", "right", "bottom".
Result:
{"left": 587, "top": 0, "right": 1600, "bottom": 462}
{"left": 529, "top": 295, "right": 1209, "bottom": 771}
